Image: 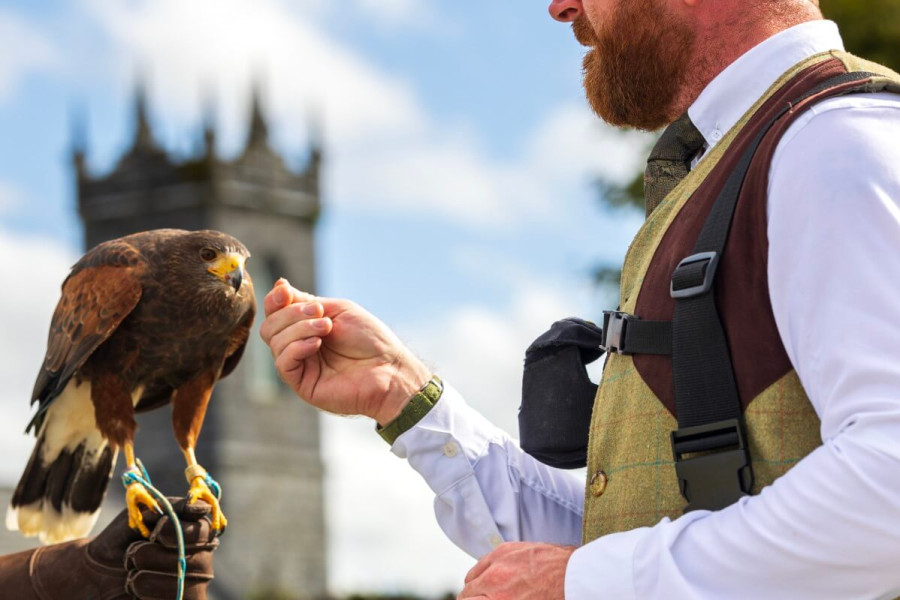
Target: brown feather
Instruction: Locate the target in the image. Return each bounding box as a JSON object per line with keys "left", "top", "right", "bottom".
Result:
{"left": 29, "top": 247, "right": 144, "bottom": 433}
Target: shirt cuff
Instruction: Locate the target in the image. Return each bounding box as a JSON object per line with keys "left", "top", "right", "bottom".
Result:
{"left": 376, "top": 375, "right": 443, "bottom": 445}
{"left": 565, "top": 527, "right": 648, "bottom": 600}
{"left": 391, "top": 381, "right": 507, "bottom": 492}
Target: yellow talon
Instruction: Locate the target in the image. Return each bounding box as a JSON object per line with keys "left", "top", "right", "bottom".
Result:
{"left": 188, "top": 476, "right": 227, "bottom": 530}
{"left": 125, "top": 480, "right": 161, "bottom": 538}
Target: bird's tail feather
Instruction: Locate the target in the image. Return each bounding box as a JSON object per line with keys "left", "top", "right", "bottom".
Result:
{"left": 6, "top": 430, "right": 116, "bottom": 544}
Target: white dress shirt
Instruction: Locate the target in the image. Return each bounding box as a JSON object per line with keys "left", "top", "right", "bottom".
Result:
{"left": 391, "top": 20, "right": 900, "bottom": 599}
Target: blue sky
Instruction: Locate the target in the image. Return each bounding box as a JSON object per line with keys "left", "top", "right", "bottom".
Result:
{"left": 0, "top": 0, "right": 651, "bottom": 594}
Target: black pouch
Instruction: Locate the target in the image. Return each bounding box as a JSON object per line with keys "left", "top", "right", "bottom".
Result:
{"left": 518, "top": 317, "right": 605, "bottom": 469}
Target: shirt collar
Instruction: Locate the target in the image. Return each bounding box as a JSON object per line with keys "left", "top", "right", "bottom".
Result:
{"left": 688, "top": 20, "right": 845, "bottom": 152}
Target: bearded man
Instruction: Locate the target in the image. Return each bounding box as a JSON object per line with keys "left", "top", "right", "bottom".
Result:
{"left": 262, "top": 0, "right": 900, "bottom": 597}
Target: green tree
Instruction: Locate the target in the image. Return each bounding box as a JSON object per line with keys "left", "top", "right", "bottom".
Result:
{"left": 820, "top": 0, "right": 900, "bottom": 73}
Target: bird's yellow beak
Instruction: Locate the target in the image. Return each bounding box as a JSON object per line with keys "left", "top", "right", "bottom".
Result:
{"left": 208, "top": 253, "right": 246, "bottom": 291}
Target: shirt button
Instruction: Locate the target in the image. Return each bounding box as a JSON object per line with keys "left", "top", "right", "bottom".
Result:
{"left": 489, "top": 534, "right": 504, "bottom": 548}
{"left": 711, "top": 129, "right": 723, "bottom": 141}
{"left": 442, "top": 442, "right": 459, "bottom": 458}
{"left": 590, "top": 470, "right": 608, "bottom": 497}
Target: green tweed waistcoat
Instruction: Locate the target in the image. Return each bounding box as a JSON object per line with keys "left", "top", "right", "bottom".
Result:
{"left": 583, "top": 50, "right": 900, "bottom": 542}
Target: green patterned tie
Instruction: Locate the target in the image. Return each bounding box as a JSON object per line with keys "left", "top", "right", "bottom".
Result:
{"left": 643, "top": 113, "right": 706, "bottom": 217}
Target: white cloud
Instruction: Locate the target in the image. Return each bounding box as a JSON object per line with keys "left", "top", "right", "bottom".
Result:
{"left": 0, "top": 10, "right": 57, "bottom": 103}
{"left": 0, "top": 229, "right": 77, "bottom": 485}
{"left": 75, "top": 0, "right": 649, "bottom": 231}
{"left": 332, "top": 132, "right": 554, "bottom": 230}
{"left": 526, "top": 103, "right": 654, "bottom": 187}
{"left": 83, "top": 0, "right": 427, "bottom": 149}
{"left": 403, "top": 273, "right": 595, "bottom": 434}
{"left": 322, "top": 415, "right": 473, "bottom": 596}
{"left": 331, "top": 104, "right": 653, "bottom": 230}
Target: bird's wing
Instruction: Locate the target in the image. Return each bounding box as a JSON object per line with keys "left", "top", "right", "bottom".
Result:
{"left": 28, "top": 241, "right": 145, "bottom": 434}
{"left": 219, "top": 279, "right": 257, "bottom": 380}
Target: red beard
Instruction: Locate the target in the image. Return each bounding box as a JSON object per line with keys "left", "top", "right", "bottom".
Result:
{"left": 576, "top": 0, "right": 696, "bottom": 130}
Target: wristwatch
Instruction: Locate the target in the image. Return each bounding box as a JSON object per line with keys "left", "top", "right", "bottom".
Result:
{"left": 376, "top": 375, "right": 443, "bottom": 445}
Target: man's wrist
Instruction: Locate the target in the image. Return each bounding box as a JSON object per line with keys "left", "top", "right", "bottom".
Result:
{"left": 374, "top": 357, "right": 432, "bottom": 426}
{"left": 376, "top": 375, "right": 443, "bottom": 445}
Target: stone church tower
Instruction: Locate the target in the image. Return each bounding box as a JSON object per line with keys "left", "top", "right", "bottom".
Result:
{"left": 73, "top": 86, "right": 327, "bottom": 599}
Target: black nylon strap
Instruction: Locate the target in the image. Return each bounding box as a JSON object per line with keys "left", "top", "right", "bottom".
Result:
{"left": 671, "top": 70, "right": 875, "bottom": 432}
{"left": 668, "top": 70, "right": 876, "bottom": 512}
{"left": 601, "top": 311, "right": 672, "bottom": 355}
{"left": 625, "top": 319, "right": 672, "bottom": 355}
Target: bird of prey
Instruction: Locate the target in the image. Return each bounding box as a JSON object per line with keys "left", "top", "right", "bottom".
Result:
{"left": 6, "top": 229, "right": 255, "bottom": 543}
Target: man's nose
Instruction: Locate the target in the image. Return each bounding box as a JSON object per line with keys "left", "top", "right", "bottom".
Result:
{"left": 548, "top": 0, "right": 583, "bottom": 22}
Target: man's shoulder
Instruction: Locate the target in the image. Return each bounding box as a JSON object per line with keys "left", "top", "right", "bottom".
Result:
{"left": 775, "top": 89, "right": 900, "bottom": 165}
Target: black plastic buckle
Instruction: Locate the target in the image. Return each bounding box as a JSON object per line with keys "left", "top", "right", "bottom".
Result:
{"left": 601, "top": 310, "right": 633, "bottom": 355}
{"left": 670, "top": 251, "right": 720, "bottom": 299}
{"left": 670, "top": 418, "right": 754, "bottom": 512}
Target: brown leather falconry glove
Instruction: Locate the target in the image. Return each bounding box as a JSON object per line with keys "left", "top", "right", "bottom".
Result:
{"left": 0, "top": 497, "right": 220, "bottom": 600}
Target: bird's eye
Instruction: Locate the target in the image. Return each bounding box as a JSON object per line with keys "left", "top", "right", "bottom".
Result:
{"left": 200, "top": 248, "right": 217, "bottom": 262}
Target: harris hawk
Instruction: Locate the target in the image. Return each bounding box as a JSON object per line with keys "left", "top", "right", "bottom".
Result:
{"left": 6, "top": 229, "right": 255, "bottom": 543}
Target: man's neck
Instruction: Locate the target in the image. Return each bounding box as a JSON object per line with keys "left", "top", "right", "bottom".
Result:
{"left": 670, "top": 6, "right": 823, "bottom": 119}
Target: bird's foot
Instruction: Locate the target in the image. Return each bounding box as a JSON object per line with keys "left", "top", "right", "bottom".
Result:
{"left": 124, "top": 477, "right": 162, "bottom": 538}
{"left": 188, "top": 475, "right": 227, "bottom": 531}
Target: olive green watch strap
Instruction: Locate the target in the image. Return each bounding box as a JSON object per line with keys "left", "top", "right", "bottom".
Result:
{"left": 376, "top": 375, "right": 443, "bottom": 445}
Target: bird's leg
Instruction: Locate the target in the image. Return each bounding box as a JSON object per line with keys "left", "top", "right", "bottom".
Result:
{"left": 123, "top": 442, "right": 161, "bottom": 537}
{"left": 91, "top": 373, "right": 158, "bottom": 536}
{"left": 172, "top": 375, "right": 225, "bottom": 531}
{"left": 183, "top": 447, "right": 227, "bottom": 531}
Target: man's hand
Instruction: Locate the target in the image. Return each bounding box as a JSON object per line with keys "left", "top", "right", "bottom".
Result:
{"left": 459, "top": 542, "right": 575, "bottom": 600}
{"left": 259, "top": 279, "right": 431, "bottom": 425}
